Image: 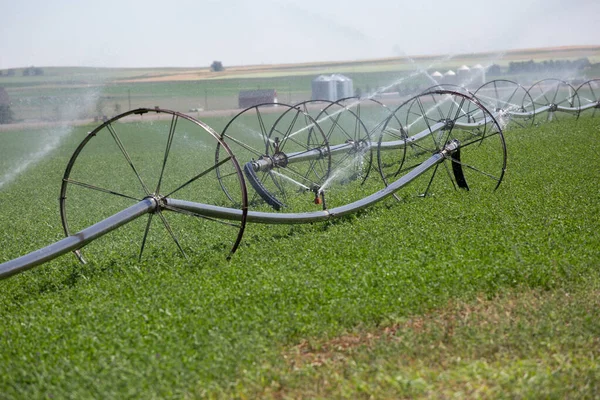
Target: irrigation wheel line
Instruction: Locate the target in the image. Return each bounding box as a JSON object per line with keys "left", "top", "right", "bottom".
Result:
{"left": 0, "top": 99, "right": 501, "bottom": 279}
{"left": 4, "top": 78, "right": 600, "bottom": 280}
{"left": 1, "top": 132, "right": 475, "bottom": 279}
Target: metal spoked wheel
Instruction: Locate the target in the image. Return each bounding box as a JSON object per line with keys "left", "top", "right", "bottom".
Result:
{"left": 378, "top": 90, "right": 506, "bottom": 199}
{"left": 473, "top": 79, "right": 535, "bottom": 129}
{"left": 299, "top": 99, "right": 373, "bottom": 183}
{"left": 216, "top": 103, "right": 330, "bottom": 212}
{"left": 526, "top": 79, "right": 581, "bottom": 123}
{"left": 575, "top": 79, "right": 600, "bottom": 117}
{"left": 60, "top": 108, "right": 248, "bottom": 262}
{"left": 382, "top": 89, "right": 478, "bottom": 188}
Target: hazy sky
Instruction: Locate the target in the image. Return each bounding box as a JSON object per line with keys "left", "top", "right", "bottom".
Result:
{"left": 1, "top": 0, "right": 598, "bottom": 69}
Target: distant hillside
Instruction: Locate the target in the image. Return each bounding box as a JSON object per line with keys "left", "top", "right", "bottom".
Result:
{"left": 117, "top": 45, "right": 600, "bottom": 83}
{"left": 2, "top": 45, "right": 598, "bottom": 85}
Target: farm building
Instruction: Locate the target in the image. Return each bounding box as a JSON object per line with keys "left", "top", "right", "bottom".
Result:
{"left": 0, "top": 87, "right": 12, "bottom": 124}
{"left": 0, "top": 87, "right": 9, "bottom": 106}
{"left": 238, "top": 89, "right": 278, "bottom": 109}
{"left": 311, "top": 74, "right": 354, "bottom": 101}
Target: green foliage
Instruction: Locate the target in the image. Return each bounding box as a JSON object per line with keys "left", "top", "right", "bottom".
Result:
{"left": 210, "top": 61, "right": 224, "bottom": 72}
{"left": 21, "top": 66, "right": 44, "bottom": 77}
{"left": 237, "top": 282, "right": 600, "bottom": 399}
{"left": 508, "top": 58, "right": 591, "bottom": 74}
{"left": 0, "top": 116, "right": 599, "bottom": 397}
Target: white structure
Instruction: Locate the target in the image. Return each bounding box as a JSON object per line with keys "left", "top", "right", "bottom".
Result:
{"left": 431, "top": 71, "right": 443, "bottom": 82}
{"left": 457, "top": 65, "right": 471, "bottom": 83}
{"left": 332, "top": 74, "right": 354, "bottom": 99}
{"left": 471, "top": 64, "right": 486, "bottom": 87}
{"left": 311, "top": 74, "right": 354, "bottom": 101}
{"left": 443, "top": 70, "right": 457, "bottom": 85}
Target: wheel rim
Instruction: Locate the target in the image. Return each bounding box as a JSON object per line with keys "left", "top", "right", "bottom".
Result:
{"left": 473, "top": 79, "right": 535, "bottom": 129}
{"left": 379, "top": 90, "right": 507, "bottom": 199}
{"left": 576, "top": 79, "right": 600, "bottom": 117}
{"left": 526, "top": 79, "right": 580, "bottom": 123}
{"left": 60, "top": 108, "right": 248, "bottom": 262}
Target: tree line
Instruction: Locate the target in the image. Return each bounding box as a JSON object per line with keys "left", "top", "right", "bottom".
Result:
{"left": 508, "top": 58, "right": 591, "bottom": 74}
{"left": 0, "top": 67, "right": 44, "bottom": 77}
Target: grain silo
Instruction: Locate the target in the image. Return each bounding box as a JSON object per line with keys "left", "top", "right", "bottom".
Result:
{"left": 312, "top": 74, "right": 354, "bottom": 101}
{"left": 312, "top": 75, "right": 337, "bottom": 101}
{"left": 471, "top": 64, "right": 486, "bottom": 87}
{"left": 331, "top": 74, "right": 354, "bottom": 100}
{"left": 443, "top": 70, "right": 457, "bottom": 85}
{"left": 457, "top": 65, "right": 471, "bottom": 83}
{"left": 431, "top": 71, "right": 443, "bottom": 83}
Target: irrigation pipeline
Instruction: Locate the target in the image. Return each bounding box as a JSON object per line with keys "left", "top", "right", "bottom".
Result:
{"left": 1, "top": 78, "right": 599, "bottom": 279}
{"left": 246, "top": 121, "right": 453, "bottom": 172}
{"left": 0, "top": 143, "right": 452, "bottom": 279}
{"left": 0, "top": 199, "right": 157, "bottom": 279}
{"left": 252, "top": 82, "right": 599, "bottom": 174}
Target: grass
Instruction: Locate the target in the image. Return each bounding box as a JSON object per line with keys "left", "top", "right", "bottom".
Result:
{"left": 255, "top": 282, "right": 600, "bottom": 399}
{"left": 0, "top": 113, "right": 599, "bottom": 398}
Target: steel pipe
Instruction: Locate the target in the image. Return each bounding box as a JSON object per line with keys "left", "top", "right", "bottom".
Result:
{"left": 168, "top": 147, "right": 445, "bottom": 224}
{"left": 0, "top": 198, "right": 157, "bottom": 279}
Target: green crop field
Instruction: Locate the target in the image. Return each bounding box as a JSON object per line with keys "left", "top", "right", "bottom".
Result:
{"left": 0, "top": 98, "right": 599, "bottom": 398}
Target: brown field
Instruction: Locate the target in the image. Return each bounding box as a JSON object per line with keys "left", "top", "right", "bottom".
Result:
{"left": 121, "top": 45, "right": 600, "bottom": 83}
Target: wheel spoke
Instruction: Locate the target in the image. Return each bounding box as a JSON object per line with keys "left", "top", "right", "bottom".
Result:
{"left": 165, "top": 156, "right": 231, "bottom": 198}
{"left": 106, "top": 122, "right": 151, "bottom": 196}
{"left": 255, "top": 107, "right": 271, "bottom": 152}
{"left": 284, "top": 163, "right": 321, "bottom": 188}
{"left": 222, "top": 134, "right": 264, "bottom": 158}
{"left": 446, "top": 154, "right": 501, "bottom": 183}
{"left": 155, "top": 114, "right": 178, "bottom": 194}
{"left": 442, "top": 159, "right": 458, "bottom": 191}
{"left": 139, "top": 213, "right": 153, "bottom": 261}
{"left": 279, "top": 110, "right": 301, "bottom": 150}
{"left": 63, "top": 178, "right": 141, "bottom": 202}
{"left": 156, "top": 209, "right": 187, "bottom": 260}
{"left": 422, "top": 163, "right": 440, "bottom": 197}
